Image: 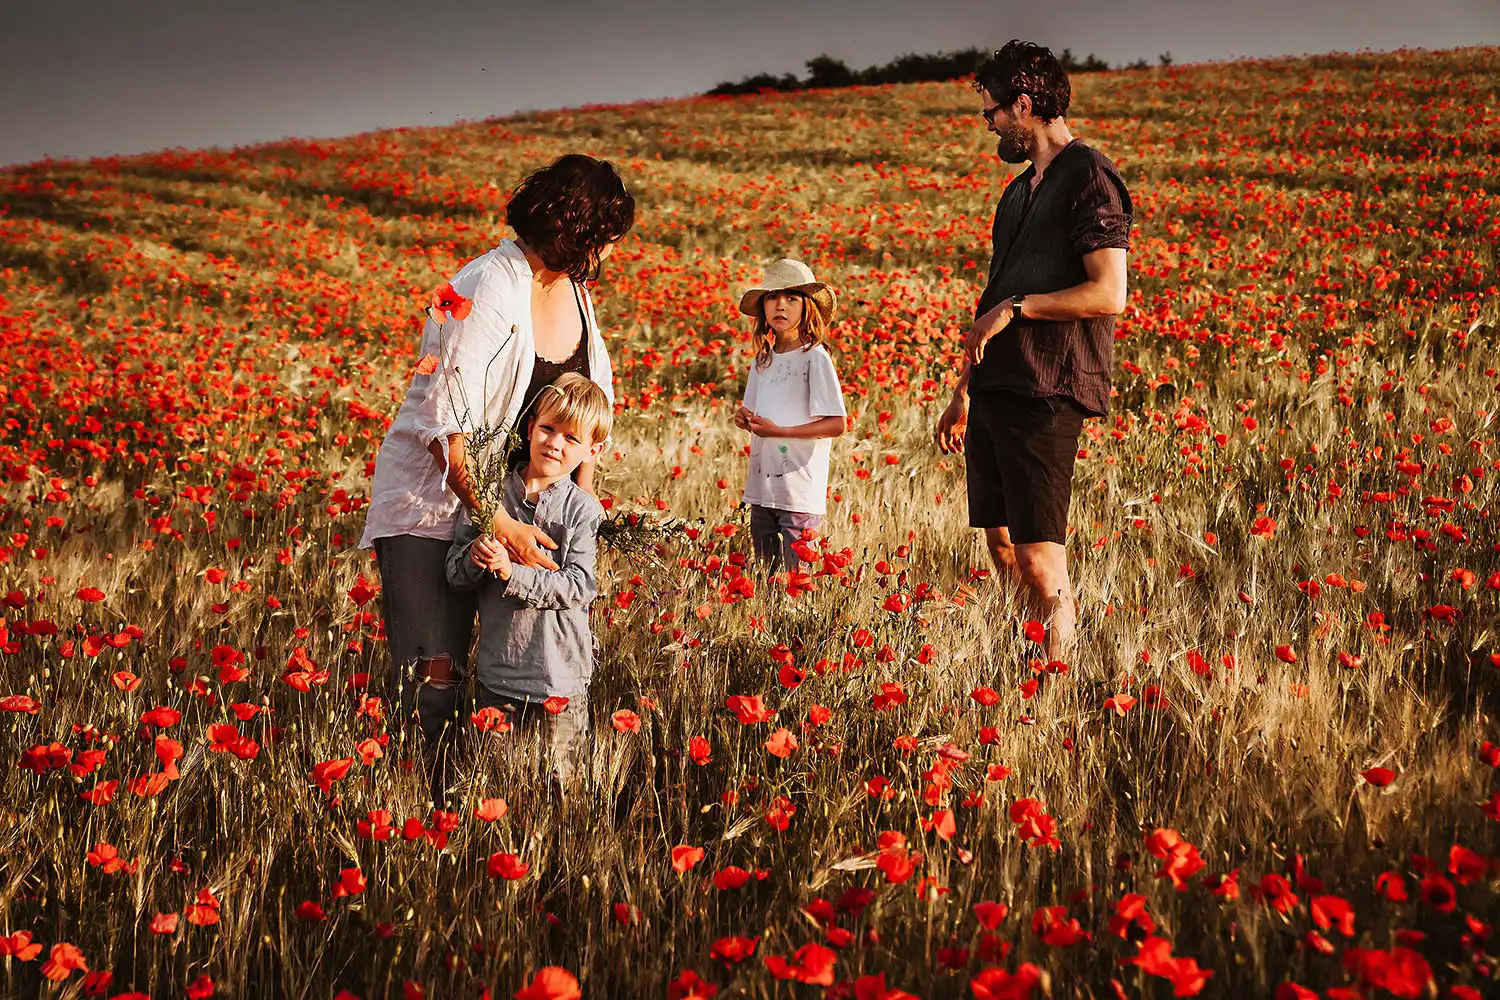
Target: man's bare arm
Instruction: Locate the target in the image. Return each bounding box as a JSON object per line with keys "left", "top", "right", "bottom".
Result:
{"left": 1019, "top": 248, "right": 1128, "bottom": 320}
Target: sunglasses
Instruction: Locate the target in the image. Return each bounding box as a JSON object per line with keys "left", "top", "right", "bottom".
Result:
{"left": 980, "top": 93, "right": 1022, "bottom": 126}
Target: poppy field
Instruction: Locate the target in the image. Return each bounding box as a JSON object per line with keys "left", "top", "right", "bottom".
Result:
{"left": 2, "top": 44, "right": 1499, "bottom": 999}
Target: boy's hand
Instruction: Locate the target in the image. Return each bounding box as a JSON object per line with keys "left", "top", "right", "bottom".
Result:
{"left": 733, "top": 405, "right": 754, "bottom": 431}
{"left": 470, "top": 534, "right": 511, "bottom": 576}
{"left": 747, "top": 414, "right": 783, "bottom": 438}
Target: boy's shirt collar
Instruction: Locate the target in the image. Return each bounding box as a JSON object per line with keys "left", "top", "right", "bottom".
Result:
{"left": 506, "top": 465, "right": 570, "bottom": 508}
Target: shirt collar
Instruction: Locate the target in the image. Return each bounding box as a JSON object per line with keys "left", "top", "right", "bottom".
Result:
{"left": 498, "top": 237, "right": 532, "bottom": 277}
{"left": 1018, "top": 138, "right": 1087, "bottom": 190}
{"left": 507, "top": 466, "right": 569, "bottom": 507}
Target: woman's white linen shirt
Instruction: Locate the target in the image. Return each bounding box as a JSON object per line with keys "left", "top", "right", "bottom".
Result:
{"left": 359, "top": 240, "right": 615, "bottom": 548}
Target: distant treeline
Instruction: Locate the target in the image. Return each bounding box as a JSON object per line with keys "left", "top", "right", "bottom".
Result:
{"left": 706, "top": 47, "right": 1173, "bottom": 96}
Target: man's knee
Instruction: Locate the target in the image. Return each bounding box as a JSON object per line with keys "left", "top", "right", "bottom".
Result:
{"left": 1015, "top": 542, "right": 1067, "bottom": 592}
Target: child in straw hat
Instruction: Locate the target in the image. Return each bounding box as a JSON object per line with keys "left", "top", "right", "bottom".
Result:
{"left": 732, "top": 259, "right": 847, "bottom": 574}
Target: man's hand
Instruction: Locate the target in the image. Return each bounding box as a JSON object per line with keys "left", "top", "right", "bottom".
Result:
{"left": 964, "top": 305, "right": 1012, "bottom": 367}
{"left": 488, "top": 510, "right": 559, "bottom": 571}
{"left": 746, "top": 414, "right": 783, "bottom": 438}
{"left": 935, "top": 392, "right": 969, "bottom": 454}
{"left": 470, "top": 534, "right": 513, "bottom": 578}
{"left": 733, "top": 405, "right": 754, "bottom": 431}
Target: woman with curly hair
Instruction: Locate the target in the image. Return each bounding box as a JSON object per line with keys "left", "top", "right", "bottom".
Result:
{"left": 359, "top": 153, "right": 634, "bottom": 754}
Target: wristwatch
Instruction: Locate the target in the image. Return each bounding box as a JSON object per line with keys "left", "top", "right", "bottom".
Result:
{"left": 1010, "top": 294, "right": 1026, "bottom": 322}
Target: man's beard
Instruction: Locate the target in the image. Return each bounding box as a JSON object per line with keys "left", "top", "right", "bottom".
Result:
{"left": 995, "top": 126, "right": 1031, "bottom": 164}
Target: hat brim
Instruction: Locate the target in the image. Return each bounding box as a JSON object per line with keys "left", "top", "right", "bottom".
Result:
{"left": 738, "top": 282, "right": 837, "bottom": 323}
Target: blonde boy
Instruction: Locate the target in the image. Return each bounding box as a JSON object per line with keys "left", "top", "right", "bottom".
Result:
{"left": 446, "top": 373, "right": 612, "bottom": 780}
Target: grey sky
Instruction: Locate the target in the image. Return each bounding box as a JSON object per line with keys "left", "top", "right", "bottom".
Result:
{"left": 1, "top": 0, "right": 1495, "bottom": 166}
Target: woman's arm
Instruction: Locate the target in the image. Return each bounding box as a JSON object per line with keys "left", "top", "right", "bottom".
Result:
{"left": 573, "top": 457, "right": 598, "bottom": 497}
{"left": 428, "top": 434, "right": 484, "bottom": 514}
{"left": 504, "top": 509, "right": 602, "bottom": 610}
{"left": 426, "top": 434, "right": 560, "bottom": 570}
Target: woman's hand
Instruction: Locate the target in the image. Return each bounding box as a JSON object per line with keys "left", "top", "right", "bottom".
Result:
{"left": 488, "top": 508, "right": 559, "bottom": 570}
{"left": 734, "top": 405, "right": 754, "bottom": 431}
{"left": 469, "top": 534, "right": 512, "bottom": 578}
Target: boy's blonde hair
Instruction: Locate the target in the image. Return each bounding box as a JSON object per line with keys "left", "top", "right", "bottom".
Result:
{"left": 532, "top": 372, "right": 613, "bottom": 444}
{"left": 752, "top": 292, "right": 830, "bottom": 370}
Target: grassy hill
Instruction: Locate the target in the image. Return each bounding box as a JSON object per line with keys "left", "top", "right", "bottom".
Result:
{"left": 1, "top": 46, "right": 1498, "bottom": 999}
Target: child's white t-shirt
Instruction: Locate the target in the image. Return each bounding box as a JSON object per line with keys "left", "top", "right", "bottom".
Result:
{"left": 741, "top": 344, "right": 846, "bottom": 517}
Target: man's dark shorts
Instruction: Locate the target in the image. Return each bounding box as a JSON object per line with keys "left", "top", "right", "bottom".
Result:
{"left": 964, "top": 389, "right": 1088, "bottom": 545}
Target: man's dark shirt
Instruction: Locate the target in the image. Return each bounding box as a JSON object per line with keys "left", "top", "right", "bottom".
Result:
{"left": 972, "top": 138, "right": 1132, "bottom": 416}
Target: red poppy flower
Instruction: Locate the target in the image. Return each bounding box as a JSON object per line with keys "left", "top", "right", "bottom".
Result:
{"left": 474, "top": 798, "right": 508, "bottom": 823}
{"left": 725, "top": 694, "right": 775, "bottom": 724}
{"left": 427, "top": 282, "right": 473, "bottom": 324}
{"left": 687, "top": 736, "right": 711, "bottom": 765}
{"left": 764, "top": 728, "right": 798, "bottom": 758}
{"left": 709, "top": 936, "right": 757, "bottom": 965}
{"left": 310, "top": 758, "right": 354, "bottom": 793}
{"left": 182, "top": 887, "right": 220, "bottom": 927}
{"left": 969, "top": 963, "right": 1043, "bottom": 1000}
{"left": 41, "top": 942, "right": 88, "bottom": 980}
{"left": 0, "top": 694, "right": 39, "bottom": 714}
{"left": 295, "top": 901, "right": 327, "bottom": 921}
{"left": 141, "top": 705, "right": 182, "bottom": 727}
{"left": 713, "top": 866, "right": 750, "bottom": 890}
{"left": 0, "top": 931, "right": 42, "bottom": 961}
{"left": 871, "top": 681, "right": 907, "bottom": 711}
{"left": 487, "top": 852, "right": 530, "bottom": 881}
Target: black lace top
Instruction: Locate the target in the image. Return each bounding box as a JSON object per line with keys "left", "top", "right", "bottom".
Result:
{"left": 510, "top": 282, "right": 592, "bottom": 467}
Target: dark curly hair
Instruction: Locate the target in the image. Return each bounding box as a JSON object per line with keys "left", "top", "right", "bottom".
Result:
{"left": 506, "top": 154, "right": 635, "bottom": 283}
{"left": 974, "top": 41, "right": 1071, "bottom": 123}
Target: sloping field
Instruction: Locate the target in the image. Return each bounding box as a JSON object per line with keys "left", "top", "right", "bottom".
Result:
{"left": 1, "top": 46, "right": 1498, "bottom": 999}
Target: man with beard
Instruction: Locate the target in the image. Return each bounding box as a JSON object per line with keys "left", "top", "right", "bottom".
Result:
{"left": 935, "top": 40, "right": 1132, "bottom": 661}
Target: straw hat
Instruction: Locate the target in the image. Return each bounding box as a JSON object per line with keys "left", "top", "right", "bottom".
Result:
{"left": 738, "top": 258, "right": 837, "bottom": 324}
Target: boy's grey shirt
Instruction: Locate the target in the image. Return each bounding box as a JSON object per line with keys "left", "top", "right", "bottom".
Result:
{"left": 445, "top": 468, "right": 603, "bottom": 702}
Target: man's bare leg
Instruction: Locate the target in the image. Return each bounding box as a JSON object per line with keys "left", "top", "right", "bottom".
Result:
{"left": 983, "top": 526, "right": 1021, "bottom": 582}
{"left": 1014, "top": 541, "right": 1075, "bottom": 660}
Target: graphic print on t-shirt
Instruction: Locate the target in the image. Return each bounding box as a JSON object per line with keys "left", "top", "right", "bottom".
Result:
{"left": 750, "top": 360, "right": 816, "bottom": 482}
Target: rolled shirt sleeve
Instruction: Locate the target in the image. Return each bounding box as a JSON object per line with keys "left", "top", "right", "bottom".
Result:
{"left": 807, "top": 348, "right": 847, "bottom": 419}
{"left": 1069, "top": 161, "right": 1133, "bottom": 255}
{"left": 411, "top": 268, "right": 519, "bottom": 460}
